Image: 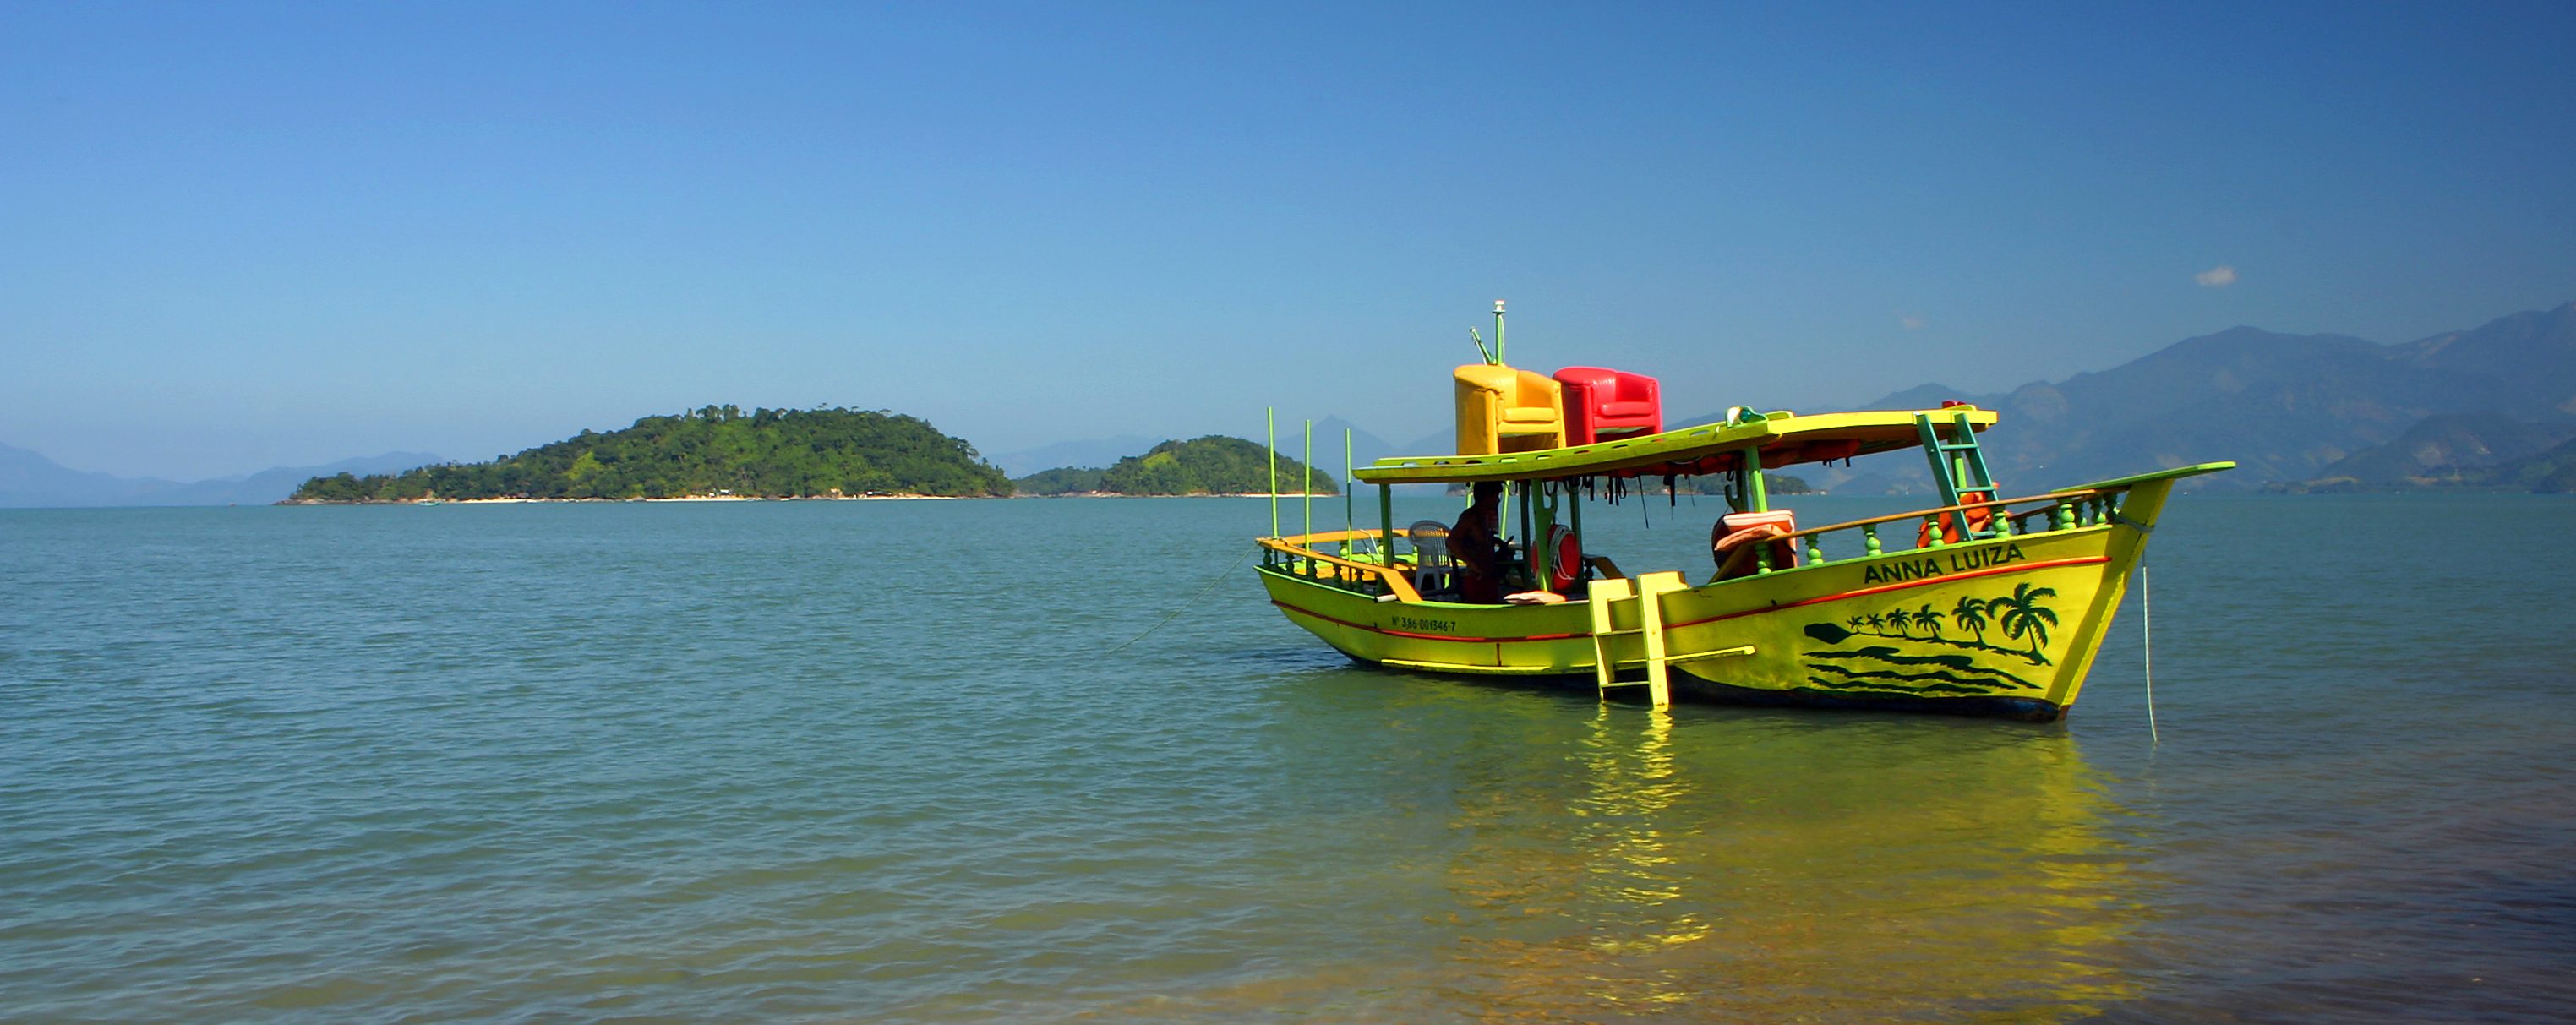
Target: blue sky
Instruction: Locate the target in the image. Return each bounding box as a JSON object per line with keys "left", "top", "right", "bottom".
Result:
{"left": 5, "top": 2, "right": 2573, "bottom": 479}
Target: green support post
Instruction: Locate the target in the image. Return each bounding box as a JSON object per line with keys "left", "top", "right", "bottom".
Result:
{"left": 1516, "top": 483, "right": 1534, "bottom": 587}
{"left": 1379, "top": 483, "right": 1397, "bottom": 594}
{"left": 1568, "top": 483, "right": 1585, "bottom": 584}
{"left": 1745, "top": 446, "right": 1770, "bottom": 512}
{"left": 1266, "top": 407, "right": 1279, "bottom": 538}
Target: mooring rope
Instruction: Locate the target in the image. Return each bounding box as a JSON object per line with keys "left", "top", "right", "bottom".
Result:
{"left": 1104, "top": 545, "right": 1258, "bottom": 657}
{"left": 2143, "top": 559, "right": 2159, "bottom": 744}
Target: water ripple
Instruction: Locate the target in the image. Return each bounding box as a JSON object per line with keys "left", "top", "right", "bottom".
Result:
{"left": 3, "top": 497, "right": 2573, "bottom": 1022}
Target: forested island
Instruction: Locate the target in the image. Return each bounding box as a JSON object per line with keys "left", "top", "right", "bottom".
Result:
{"left": 1013, "top": 436, "right": 1337, "bottom": 496}
{"left": 1007, "top": 437, "right": 1817, "bottom": 497}
{"left": 290, "top": 406, "right": 1010, "bottom": 502}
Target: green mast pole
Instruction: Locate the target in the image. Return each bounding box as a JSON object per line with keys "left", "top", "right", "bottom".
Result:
{"left": 1493, "top": 299, "right": 1510, "bottom": 523}
{"left": 1302, "top": 419, "right": 1313, "bottom": 540}
{"left": 1516, "top": 479, "right": 1534, "bottom": 586}
{"left": 1343, "top": 428, "right": 1355, "bottom": 554}
{"left": 1569, "top": 481, "right": 1585, "bottom": 582}
{"left": 1380, "top": 483, "right": 1397, "bottom": 592}
{"left": 1267, "top": 407, "right": 1279, "bottom": 538}
{"left": 1746, "top": 446, "right": 1771, "bottom": 513}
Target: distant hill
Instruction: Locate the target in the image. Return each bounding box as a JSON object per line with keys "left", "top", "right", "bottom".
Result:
{"left": 0, "top": 444, "right": 177, "bottom": 507}
{"left": 164, "top": 453, "right": 448, "bottom": 505}
{"left": 995, "top": 301, "right": 2576, "bottom": 498}
{"left": 2468, "top": 435, "right": 2576, "bottom": 493}
{"left": 1690, "top": 301, "right": 2576, "bottom": 493}
{"left": 1311, "top": 417, "right": 1400, "bottom": 468}
{"left": 985, "top": 434, "right": 1158, "bottom": 477}
{"left": 2390, "top": 303, "right": 2576, "bottom": 417}
{"left": 2273, "top": 415, "right": 2576, "bottom": 493}
{"left": 1011, "top": 466, "right": 1106, "bottom": 494}
{"left": 1, "top": 445, "right": 440, "bottom": 508}
{"left": 2273, "top": 413, "right": 2576, "bottom": 491}
{"left": 292, "top": 406, "right": 1007, "bottom": 501}
{"left": 1016, "top": 436, "right": 1336, "bottom": 495}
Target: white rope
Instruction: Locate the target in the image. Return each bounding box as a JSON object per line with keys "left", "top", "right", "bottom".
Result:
{"left": 2142, "top": 559, "right": 2158, "bottom": 744}
{"left": 1104, "top": 546, "right": 1257, "bottom": 657}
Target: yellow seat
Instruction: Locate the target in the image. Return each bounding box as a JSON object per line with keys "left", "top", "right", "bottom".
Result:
{"left": 1454, "top": 364, "right": 1566, "bottom": 455}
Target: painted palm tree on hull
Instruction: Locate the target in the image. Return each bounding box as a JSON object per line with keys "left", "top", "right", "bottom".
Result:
{"left": 1993, "top": 583, "right": 2060, "bottom": 662}
{"left": 1953, "top": 596, "right": 1992, "bottom": 648}
{"left": 1809, "top": 586, "right": 2060, "bottom": 666}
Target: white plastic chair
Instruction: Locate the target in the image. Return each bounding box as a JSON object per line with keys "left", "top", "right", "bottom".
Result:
{"left": 1406, "top": 520, "right": 1455, "bottom": 595}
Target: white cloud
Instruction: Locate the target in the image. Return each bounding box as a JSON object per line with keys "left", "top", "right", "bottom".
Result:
{"left": 2196, "top": 265, "right": 2238, "bottom": 287}
{"left": 1899, "top": 314, "right": 1926, "bottom": 330}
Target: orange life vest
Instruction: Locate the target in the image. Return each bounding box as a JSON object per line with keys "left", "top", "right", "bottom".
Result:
{"left": 1918, "top": 491, "right": 1995, "bottom": 546}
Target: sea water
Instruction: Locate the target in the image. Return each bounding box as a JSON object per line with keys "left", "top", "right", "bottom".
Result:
{"left": 3, "top": 494, "right": 2572, "bottom": 1022}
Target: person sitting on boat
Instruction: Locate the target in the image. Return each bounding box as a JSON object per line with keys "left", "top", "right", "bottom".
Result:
{"left": 1448, "top": 482, "right": 1509, "bottom": 603}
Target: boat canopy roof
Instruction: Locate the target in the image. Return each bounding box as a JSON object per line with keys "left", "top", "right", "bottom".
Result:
{"left": 1351, "top": 407, "right": 1998, "bottom": 485}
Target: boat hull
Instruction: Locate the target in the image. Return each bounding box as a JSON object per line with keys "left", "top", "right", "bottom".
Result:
{"left": 1260, "top": 481, "right": 2175, "bottom": 722}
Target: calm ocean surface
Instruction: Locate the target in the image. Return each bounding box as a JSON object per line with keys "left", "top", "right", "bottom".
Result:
{"left": 4, "top": 493, "right": 2573, "bottom": 1022}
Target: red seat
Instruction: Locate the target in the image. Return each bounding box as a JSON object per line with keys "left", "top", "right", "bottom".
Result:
{"left": 1553, "top": 367, "right": 1662, "bottom": 445}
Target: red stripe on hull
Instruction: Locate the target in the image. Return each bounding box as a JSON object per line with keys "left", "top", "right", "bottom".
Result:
{"left": 1271, "top": 553, "right": 2109, "bottom": 642}
{"left": 1662, "top": 555, "right": 2110, "bottom": 630}
{"left": 1267, "top": 600, "right": 1585, "bottom": 642}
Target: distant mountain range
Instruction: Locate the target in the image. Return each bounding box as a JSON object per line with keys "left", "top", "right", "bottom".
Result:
{"left": 1012, "top": 436, "right": 1337, "bottom": 496}
{"left": 996, "top": 419, "right": 1444, "bottom": 479}
{"left": 985, "top": 435, "right": 1160, "bottom": 477}
{"left": 1018, "top": 301, "right": 2576, "bottom": 497}
{"left": 1, "top": 446, "right": 443, "bottom": 508}
{"left": 2268, "top": 412, "right": 2576, "bottom": 493}
{"left": 19, "top": 300, "right": 2573, "bottom": 506}
{"left": 1709, "top": 300, "right": 2576, "bottom": 493}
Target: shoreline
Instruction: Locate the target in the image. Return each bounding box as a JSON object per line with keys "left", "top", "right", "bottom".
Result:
{"left": 1010, "top": 492, "right": 1338, "bottom": 499}
{"left": 280, "top": 493, "right": 965, "bottom": 505}
{"left": 280, "top": 491, "right": 1343, "bottom": 505}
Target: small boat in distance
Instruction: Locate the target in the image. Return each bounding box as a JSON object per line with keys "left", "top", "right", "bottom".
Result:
{"left": 1256, "top": 303, "right": 2229, "bottom": 722}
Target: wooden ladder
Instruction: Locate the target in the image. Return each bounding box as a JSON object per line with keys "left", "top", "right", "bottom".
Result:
{"left": 1589, "top": 570, "right": 1756, "bottom": 709}
{"left": 1915, "top": 409, "right": 2002, "bottom": 540}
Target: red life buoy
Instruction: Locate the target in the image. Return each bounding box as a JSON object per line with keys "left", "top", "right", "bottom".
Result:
{"left": 1535, "top": 524, "right": 1582, "bottom": 592}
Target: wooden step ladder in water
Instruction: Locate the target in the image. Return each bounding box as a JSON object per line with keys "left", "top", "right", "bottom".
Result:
{"left": 1589, "top": 570, "right": 1754, "bottom": 709}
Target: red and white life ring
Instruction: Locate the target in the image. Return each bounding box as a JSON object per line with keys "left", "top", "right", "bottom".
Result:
{"left": 1534, "top": 524, "right": 1582, "bottom": 592}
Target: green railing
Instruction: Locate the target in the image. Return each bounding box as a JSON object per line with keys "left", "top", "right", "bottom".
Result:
{"left": 1754, "top": 488, "right": 2126, "bottom": 575}
{"left": 1258, "top": 530, "right": 1416, "bottom": 600}
{"left": 1258, "top": 487, "right": 2137, "bottom": 597}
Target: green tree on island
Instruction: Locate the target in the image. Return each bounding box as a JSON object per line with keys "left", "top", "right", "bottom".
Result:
{"left": 1010, "top": 466, "right": 1107, "bottom": 495}
{"left": 289, "top": 406, "right": 1011, "bottom": 502}
{"left": 1092, "top": 437, "right": 1338, "bottom": 496}
{"left": 1016, "top": 438, "right": 1337, "bottom": 496}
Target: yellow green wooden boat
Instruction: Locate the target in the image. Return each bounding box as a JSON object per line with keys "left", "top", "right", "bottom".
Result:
{"left": 1256, "top": 327, "right": 2229, "bottom": 721}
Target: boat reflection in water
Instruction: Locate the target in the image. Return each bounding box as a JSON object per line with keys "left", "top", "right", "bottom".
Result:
{"left": 1423, "top": 707, "right": 2146, "bottom": 1021}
